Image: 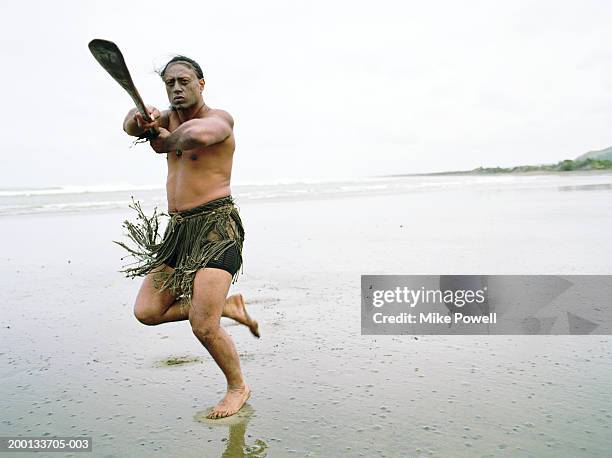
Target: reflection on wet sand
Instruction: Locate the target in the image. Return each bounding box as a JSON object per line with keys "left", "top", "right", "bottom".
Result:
{"left": 194, "top": 404, "right": 268, "bottom": 457}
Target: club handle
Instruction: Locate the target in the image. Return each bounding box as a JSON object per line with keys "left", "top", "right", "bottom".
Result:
{"left": 137, "top": 109, "right": 158, "bottom": 140}
{"left": 141, "top": 110, "right": 154, "bottom": 123}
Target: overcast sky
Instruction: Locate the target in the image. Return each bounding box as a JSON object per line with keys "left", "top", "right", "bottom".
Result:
{"left": 2, "top": 0, "right": 612, "bottom": 188}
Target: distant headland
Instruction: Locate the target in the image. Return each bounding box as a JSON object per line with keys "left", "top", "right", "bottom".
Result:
{"left": 407, "top": 145, "right": 612, "bottom": 176}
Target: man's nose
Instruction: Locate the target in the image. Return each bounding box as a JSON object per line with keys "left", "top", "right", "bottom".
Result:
{"left": 172, "top": 82, "right": 182, "bottom": 93}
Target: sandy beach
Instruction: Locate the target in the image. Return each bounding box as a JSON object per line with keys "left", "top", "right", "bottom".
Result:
{"left": 2, "top": 172, "right": 612, "bottom": 457}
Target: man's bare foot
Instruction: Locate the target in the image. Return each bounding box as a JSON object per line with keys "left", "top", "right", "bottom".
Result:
{"left": 224, "top": 294, "right": 260, "bottom": 338}
{"left": 207, "top": 384, "right": 251, "bottom": 419}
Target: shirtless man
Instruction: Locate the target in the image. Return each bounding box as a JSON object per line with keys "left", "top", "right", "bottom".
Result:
{"left": 121, "top": 55, "right": 256, "bottom": 419}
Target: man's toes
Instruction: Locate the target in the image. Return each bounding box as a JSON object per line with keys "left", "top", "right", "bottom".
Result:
{"left": 206, "top": 406, "right": 232, "bottom": 419}
{"left": 249, "top": 319, "right": 260, "bottom": 338}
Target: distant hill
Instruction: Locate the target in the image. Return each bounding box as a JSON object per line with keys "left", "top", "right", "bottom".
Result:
{"left": 467, "top": 144, "right": 612, "bottom": 174}
{"left": 401, "top": 144, "right": 612, "bottom": 176}
{"left": 576, "top": 146, "right": 612, "bottom": 161}
{"left": 467, "top": 158, "right": 612, "bottom": 174}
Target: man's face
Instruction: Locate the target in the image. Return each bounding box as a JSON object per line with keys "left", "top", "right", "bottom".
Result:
{"left": 163, "top": 63, "right": 204, "bottom": 110}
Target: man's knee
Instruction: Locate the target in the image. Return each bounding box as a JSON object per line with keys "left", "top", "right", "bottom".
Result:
{"left": 134, "top": 302, "right": 161, "bottom": 326}
{"left": 190, "top": 316, "right": 220, "bottom": 344}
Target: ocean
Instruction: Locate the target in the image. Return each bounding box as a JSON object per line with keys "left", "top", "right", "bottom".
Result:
{"left": 1, "top": 171, "right": 612, "bottom": 216}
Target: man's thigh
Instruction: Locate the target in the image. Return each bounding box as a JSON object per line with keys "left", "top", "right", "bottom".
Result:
{"left": 189, "top": 268, "right": 233, "bottom": 323}
{"left": 135, "top": 264, "right": 178, "bottom": 314}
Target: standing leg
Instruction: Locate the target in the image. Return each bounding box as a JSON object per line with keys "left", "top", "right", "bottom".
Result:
{"left": 189, "top": 268, "right": 251, "bottom": 419}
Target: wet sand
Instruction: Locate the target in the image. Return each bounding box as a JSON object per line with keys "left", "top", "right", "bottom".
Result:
{"left": 2, "top": 175, "right": 612, "bottom": 457}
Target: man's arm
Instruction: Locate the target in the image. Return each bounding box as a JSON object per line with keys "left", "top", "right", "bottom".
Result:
{"left": 122, "top": 106, "right": 168, "bottom": 137}
{"left": 150, "top": 114, "right": 233, "bottom": 153}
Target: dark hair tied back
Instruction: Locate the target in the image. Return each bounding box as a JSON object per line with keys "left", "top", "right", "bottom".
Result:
{"left": 159, "top": 55, "right": 204, "bottom": 80}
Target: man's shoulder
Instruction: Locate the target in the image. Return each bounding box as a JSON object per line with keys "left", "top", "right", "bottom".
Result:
{"left": 206, "top": 108, "right": 234, "bottom": 128}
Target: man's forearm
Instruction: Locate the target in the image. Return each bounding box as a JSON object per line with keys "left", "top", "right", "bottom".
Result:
{"left": 161, "top": 119, "right": 228, "bottom": 151}
{"left": 162, "top": 120, "right": 205, "bottom": 151}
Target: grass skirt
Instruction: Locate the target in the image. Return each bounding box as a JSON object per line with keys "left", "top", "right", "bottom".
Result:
{"left": 115, "top": 196, "right": 244, "bottom": 305}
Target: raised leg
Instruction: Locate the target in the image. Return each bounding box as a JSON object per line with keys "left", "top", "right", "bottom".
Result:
{"left": 133, "top": 265, "right": 180, "bottom": 324}
{"left": 133, "top": 265, "right": 259, "bottom": 337}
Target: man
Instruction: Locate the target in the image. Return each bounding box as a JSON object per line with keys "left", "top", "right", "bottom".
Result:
{"left": 119, "top": 55, "right": 258, "bottom": 419}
